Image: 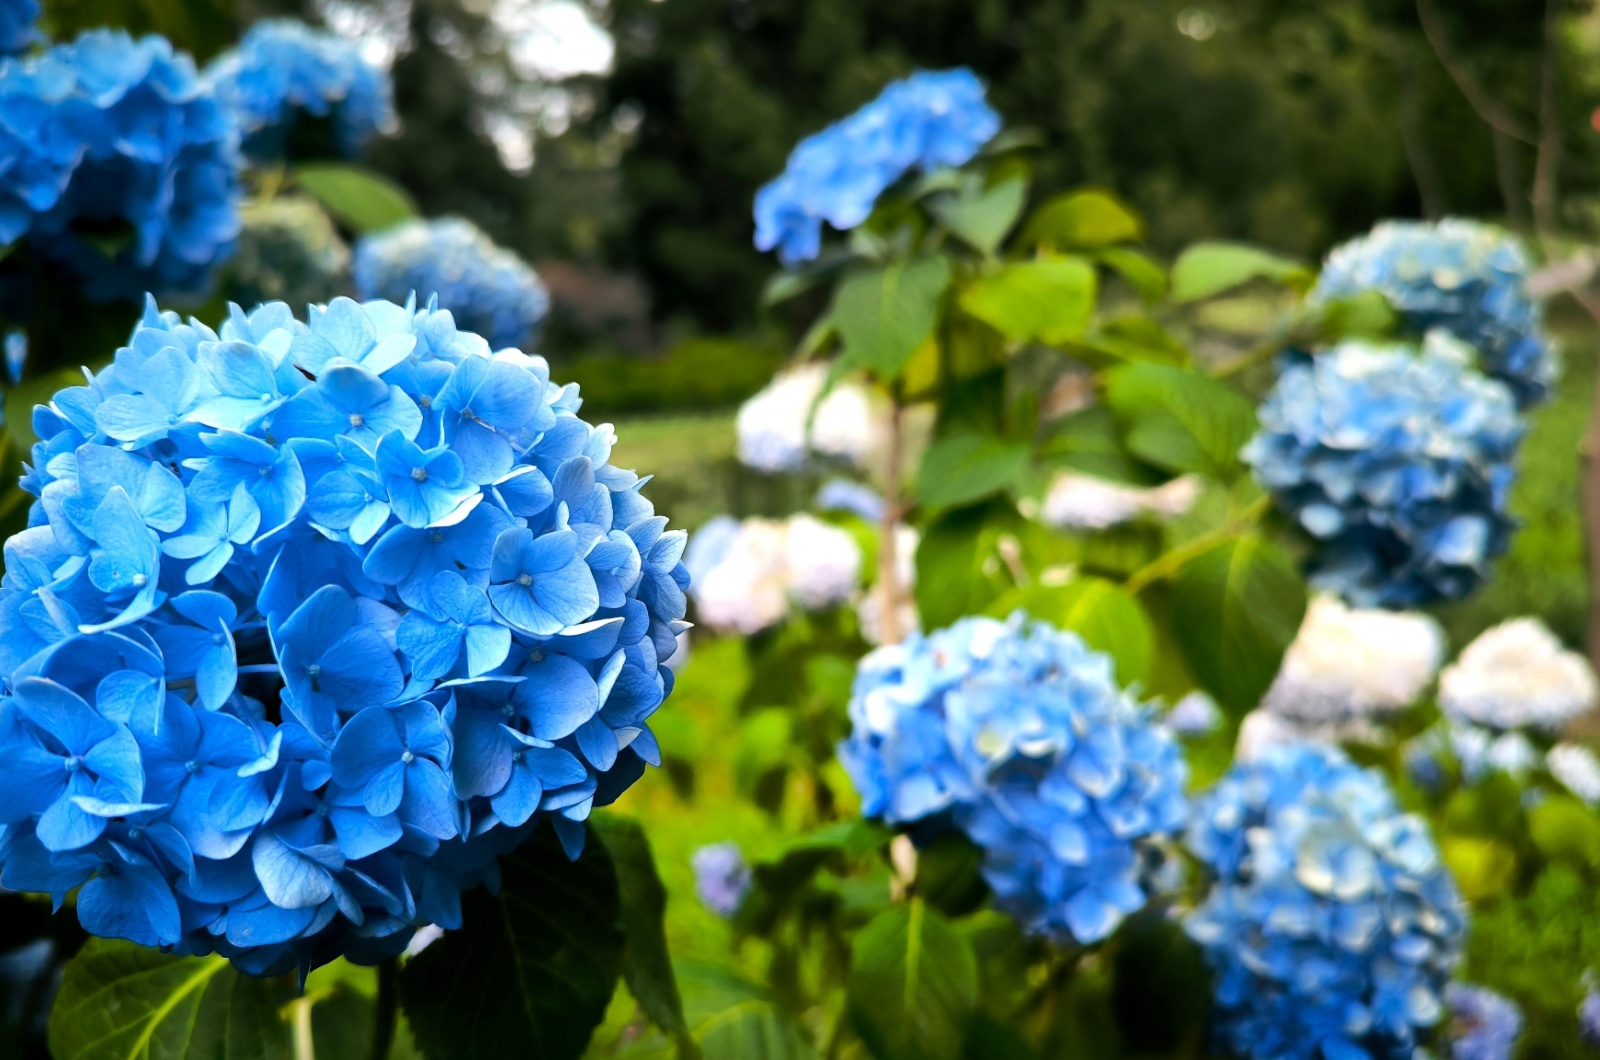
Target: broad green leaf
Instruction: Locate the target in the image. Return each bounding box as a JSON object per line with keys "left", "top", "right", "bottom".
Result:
{"left": 959, "top": 258, "right": 1096, "bottom": 345}
{"left": 1095, "top": 247, "right": 1167, "bottom": 303}
{"left": 1073, "top": 316, "right": 1189, "bottom": 367}
{"left": 1103, "top": 362, "right": 1256, "bottom": 480}
{"left": 915, "top": 833, "right": 988, "bottom": 918}
{"left": 754, "top": 820, "right": 893, "bottom": 897}
{"left": 1169, "top": 241, "right": 1312, "bottom": 303}
{"left": 929, "top": 177, "right": 1027, "bottom": 257}
{"left": 48, "top": 939, "right": 294, "bottom": 1060}
{"left": 295, "top": 163, "right": 418, "bottom": 233}
{"left": 915, "top": 501, "right": 1028, "bottom": 630}
{"left": 833, "top": 256, "right": 951, "bottom": 379}
{"left": 1529, "top": 796, "right": 1600, "bottom": 870}
{"left": 847, "top": 900, "right": 978, "bottom": 1060}
{"left": 1020, "top": 188, "right": 1143, "bottom": 250}
{"left": 398, "top": 823, "right": 624, "bottom": 1060}
{"left": 915, "top": 432, "right": 1031, "bottom": 512}
{"left": 1036, "top": 407, "right": 1162, "bottom": 486}
{"left": 679, "top": 962, "right": 815, "bottom": 1060}
{"left": 591, "top": 813, "right": 689, "bottom": 1038}
{"left": 993, "top": 578, "right": 1154, "bottom": 685}
{"left": 1168, "top": 534, "right": 1307, "bottom": 714}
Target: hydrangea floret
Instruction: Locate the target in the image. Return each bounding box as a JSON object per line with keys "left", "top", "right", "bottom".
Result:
{"left": 0, "top": 0, "right": 37, "bottom": 56}
{"left": 0, "top": 31, "right": 241, "bottom": 300}
{"left": 1038, "top": 471, "right": 1199, "bottom": 531}
{"left": 1442, "top": 983, "right": 1521, "bottom": 1060}
{"left": 754, "top": 68, "right": 1000, "bottom": 263}
{"left": 205, "top": 19, "right": 394, "bottom": 160}
{"left": 1438, "top": 617, "right": 1598, "bottom": 732}
{"left": 1186, "top": 743, "right": 1465, "bottom": 1060}
{"left": 839, "top": 614, "right": 1188, "bottom": 944}
{"left": 691, "top": 842, "right": 750, "bottom": 918}
{"left": 684, "top": 514, "right": 860, "bottom": 635}
{"left": 354, "top": 218, "right": 550, "bottom": 353}
{"left": 0, "top": 294, "right": 688, "bottom": 975}
{"left": 1312, "top": 219, "right": 1556, "bottom": 408}
{"left": 1243, "top": 332, "right": 1523, "bottom": 608}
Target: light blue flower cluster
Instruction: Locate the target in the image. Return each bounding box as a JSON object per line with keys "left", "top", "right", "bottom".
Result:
{"left": 355, "top": 218, "right": 550, "bottom": 353}
{"left": 1244, "top": 334, "right": 1523, "bottom": 608}
{"left": 0, "top": 0, "right": 37, "bottom": 56}
{"left": 0, "top": 31, "right": 240, "bottom": 301}
{"left": 0, "top": 295, "right": 687, "bottom": 975}
{"left": 754, "top": 69, "right": 1000, "bottom": 264}
{"left": 839, "top": 614, "right": 1187, "bottom": 944}
{"left": 1443, "top": 983, "right": 1521, "bottom": 1060}
{"left": 691, "top": 842, "right": 750, "bottom": 918}
{"left": 1313, "top": 219, "right": 1556, "bottom": 408}
{"left": 1186, "top": 744, "right": 1465, "bottom": 1060}
{"left": 205, "top": 19, "right": 393, "bottom": 160}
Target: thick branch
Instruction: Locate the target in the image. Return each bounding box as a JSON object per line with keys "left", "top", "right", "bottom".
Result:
{"left": 1415, "top": 0, "right": 1538, "bottom": 145}
{"left": 875, "top": 399, "right": 907, "bottom": 646}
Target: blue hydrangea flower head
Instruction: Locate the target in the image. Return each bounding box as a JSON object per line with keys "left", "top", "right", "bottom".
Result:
{"left": 1186, "top": 743, "right": 1465, "bottom": 1060}
{"left": 0, "top": 30, "right": 241, "bottom": 300}
{"left": 0, "top": 0, "right": 37, "bottom": 56}
{"left": 354, "top": 218, "right": 550, "bottom": 353}
{"left": 840, "top": 614, "right": 1188, "bottom": 944}
{"left": 230, "top": 198, "right": 352, "bottom": 311}
{"left": 0, "top": 294, "right": 689, "bottom": 975}
{"left": 1581, "top": 983, "right": 1600, "bottom": 1045}
{"left": 1443, "top": 983, "right": 1520, "bottom": 1060}
{"left": 691, "top": 842, "right": 750, "bottom": 918}
{"left": 754, "top": 68, "right": 1000, "bottom": 264}
{"left": 205, "top": 19, "right": 394, "bottom": 160}
{"left": 1243, "top": 332, "right": 1524, "bottom": 608}
{"left": 1313, "top": 219, "right": 1556, "bottom": 408}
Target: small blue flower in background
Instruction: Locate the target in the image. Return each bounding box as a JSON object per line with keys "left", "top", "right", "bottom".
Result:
{"left": 1313, "top": 218, "right": 1556, "bottom": 408}
{"left": 1443, "top": 983, "right": 1521, "bottom": 1060}
{"left": 354, "top": 218, "right": 550, "bottom": 352}
{"left": 1186, "top": 743, "right": 1465, "bottom": 1060}
{"left": 1244, "top": 332, "right": 1523, "bottom": 608}
{"left": 840, "top": 614, "right": 1188, "bottom": 944}
{"left": 816, "top": 478, "right": 885, "bottom": 522}
{"left": 1580, "top": 979, "right": 1600, "bottom": 1045}
{"left": 0, "top": 294, "right": 689, "bottom": 975}
{"left": 754, "top": 68, "right": 1000, "bottom": 264}
{"left": 5, "top": 329, "right": 24, "bottom": 383}
{"left": 692, "top": 842, "right": 751, "bottom": 918}
{"left": 205, "top": 19, "right": 394, "bottom": 160}
{"left": 0, "top": 0, "right": 36, "bottom": 56}
{"left": 0, "top": 31, "right": 241, "bottom": 301}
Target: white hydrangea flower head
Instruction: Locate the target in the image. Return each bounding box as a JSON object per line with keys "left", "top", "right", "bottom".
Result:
{"left": 1235, "top": 709, "right": 1305, "bottom": 762}
{"left": 1040, "top": 471, "right": 1200, "bottom": 530}
{"left": 1548, "top": 743, "right": 1600, "bottom": 805}
{"left": 1263, "top": 595, "right": 1444, "bottom": 727}
{"left": 785, "top": 514, "right": 864, "bottom": 610}
{"left": 690, "top": 518, "right": 793, "bottom": 634}
{"left": 1439, "top": 618, "right": 1599, "bottom": 731}
{"left": 736, "top": 362, "right": 884, "bottom": 472}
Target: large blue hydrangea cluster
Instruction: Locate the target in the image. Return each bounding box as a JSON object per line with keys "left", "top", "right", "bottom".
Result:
{"left": 1243, "top": 333, "right": 1523, "bottom": 608}
{"left": 0, "top": 31, "right": 240, "bottom": 300}
{"left": 839, "top": 614, "right": 1187, "bottom": 944}
{"left": 0, "top": 295, "right": 688, "bottom": 976}
{"left": 0, "top": 0, "right": 37, "bottom": 56}
{"left": 1186, "top": 744, "right": 1465, "bottom": 1060}
{"left": 754, "top": 68, "right": 1000, "bottom": 264}
{"left": 355, "top": 218, "right": 550, "bottom": 353}
{"left": 205, "top": 19, "right": 394, "bottom": 161}
{"left": 1313, "top": 219, "right": 1555, "bottom": 409}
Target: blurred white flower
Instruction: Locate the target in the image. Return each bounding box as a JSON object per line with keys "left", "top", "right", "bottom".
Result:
{"left": 1039, "top": 471, "right": 1200, "bottom": 531}
{"left": 785, "top": 514, "right": 863, "bottom": 610}
{"left": 1235, "top": 709, "right": 1304, "bottom": 762}
{"left": 1263, "top": 595, "right": 1444, "bottom": 727}
{"left": 1439, "top": 618, "right": 1599, "bottom": 731}
{"left": 737, "top": 363, "right": 884, "bottom": 472}
{"left": 686, "top": 514, "right": 863, "bottom": 634}
{"left": 1548, "top": 743, "right": 1600, "bottom": 805}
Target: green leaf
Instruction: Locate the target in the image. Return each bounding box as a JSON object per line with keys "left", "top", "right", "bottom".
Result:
{"left": 929, "top": 177, "right": 1027, "bottom": 257}
{"left": 398, "top": 823, "right": 624, "bottom": 1059}
{"left": 734, "top": 707, "right": 795, "bottom": 808}
{"left": 915, "top": 432, "right": 1031, "bottom": 512}
{"left": 848, "top": 900, "right": 978, "bottom": 1060}
{"left": 677, "top": 962, "right": 816, "bottom": 1060}
{"left": 1529, "top": 796, "right": 1600, "bottom": 870}
{"left": 48, "top": 939, "right": 294, "bottom": 1060}
{"left": 915, "top": 501, "right": 1027, "bottom": 630}
{"left": 1169, "top": 241, "right": 1312, "bottom": 303}
{"left": 591, "top": 813, "right": 689, "bottom": 1038}
{"left": 1095, "top": 247, "right": 1167, "bottom": 303}
{"left": 1020, "top": 188, "right": 1143, "bottom": 250}
{"left": 1103, "top": 362, "right": 1256, "bottom": 480}
{"left": 833, "top": 256, "right": 951, "bottom": 380}
{"left": 1168, "top": 534, "right": 1307, "bottom": 714}
{"left": 1441, "top": 836, "right": 1518, "bottom": 902}
{"left": 295, "top": 164, "right": 418, "bottom": 233}
{"left": 1073, "top": 316, "right": 1189, "bottom": 367}
{"left": 1036, "top": 407, "right": 1162, "bottom": 486}
{"left": 914, "top": 833, "right": 989, "bottom": 918}
{"left": 993, "top": 578, "right": 1154, "bottom": 685}
{"left": 959, "top": 258, "right": 1096, "bottom": 344}
{"left": 1315, "top": 290, "right": 1399, "bottom": 342}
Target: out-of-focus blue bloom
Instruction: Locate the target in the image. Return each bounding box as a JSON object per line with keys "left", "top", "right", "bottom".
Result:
{"left": 1444, "top": 983, "right": 1520, "bottom": 1060}
{"left": 0, "top": 31, "right": 241, "bottom": 301}
{"left": 1162, "top": 691, "right": 1222, "bottom": 737}
{"left": 754, "top": 68, "right": 1000, "bottom": 264}
{"left": 353, "top": 218, "right": 550, "bottom": 352}
{"left": 205, "top": 19, "right": 394, "bottom": 160}
{"left": 0, "top": 294, "right": 688, "bottom": 975}
{"left": 1580, "top": 983, "right": 1600, "bottom": 1045}
{"left": 1314, "top": 219, "right": 1556, "bottom": 408}
{"left": 1186, "top": 744, "right": 1465, "bottom": 1060}
{"left": 0, "top": 0, "right": 37, "bottom": 56}
{"left": 840, "top": 614, "right": 1187, "bottom": 944}
{"left": 692, "top": 842, "right": 750, "bottom": 918}
{"left": 816, "top": 478, "right": 885, "bottom": 522}
{"left": 5, "top": 330, "right": 24, "bottom": 384}
{"left": 1243, "top": 333, "right": 1523, "bottom": 608}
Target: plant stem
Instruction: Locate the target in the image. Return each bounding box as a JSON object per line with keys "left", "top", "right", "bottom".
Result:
{"left": 1123, "top": 495, "right": 1271, "bottom": 595}
{"left": 875, "top": 397, "right": 907, "bottom": 646}
{"left": 292, "top": 996, "right": 316, "bottom": 1060}
{"left": 369, "top": 959, "right": 399, "bottom": 1060}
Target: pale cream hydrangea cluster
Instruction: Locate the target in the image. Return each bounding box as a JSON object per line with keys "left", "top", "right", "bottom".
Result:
{"left": 1439, "top": 618, "right": 1599, "bottom": 732}
{"left": 689, "top": 514, "right": 862, "bottom": 635}
{"left": 1039, "top": 471, "right": 1200, "bottom": 531}
{"left": 736, "top": 363, "right": 886, "bottom": 473}
{"left": 1547, "top": 743, "right": 1600, "bottom": 805}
